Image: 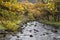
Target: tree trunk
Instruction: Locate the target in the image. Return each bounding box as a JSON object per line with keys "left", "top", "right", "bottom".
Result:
{"left": 54, "top": 15, "right": 57, "bottom": 21}
{"left": 57, "top": 16, "right": 60, "bottom": 21}
{"left": 47, "top": 15, "right": 49, "bottom": 21}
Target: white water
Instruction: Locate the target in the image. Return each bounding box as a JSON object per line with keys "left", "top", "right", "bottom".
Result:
{"left": 6, "top": 21, "right": 60, "bottom": 40}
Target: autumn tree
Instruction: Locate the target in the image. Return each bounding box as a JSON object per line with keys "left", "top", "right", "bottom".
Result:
{"left": 53, "top": 0, "right": 60, "bottom": 21}
{"left": 2, "top": 0, "right": 17, "bottom": 3}
{"left": 0, "top": 0, "right": 2, "bottom": 4}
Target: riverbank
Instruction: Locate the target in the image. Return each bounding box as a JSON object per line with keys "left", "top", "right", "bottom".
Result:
{"left": 40, "top": 20, "right": 60, "bottom": 28}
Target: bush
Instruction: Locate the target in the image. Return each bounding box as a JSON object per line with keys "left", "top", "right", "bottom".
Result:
{"left": 0, "top": 9, "right": 22, "bottom": 31}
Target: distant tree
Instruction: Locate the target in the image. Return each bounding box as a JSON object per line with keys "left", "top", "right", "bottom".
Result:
{"left": 36, "top": 0, "right": 46, "bottom": 3}
{"left": 2, "top": 0, "right": 17, "bottom": 3}
{"left": 2, "top": 0, "right": 10, "bottom": 2}
{"left": 36, "top": 0, "right": 42, "bottom": 3}
{"left": 25, "top": 0, "right": 28, "bottom": 2}
{"left": 53, "top": 0, "right": 60, "bottom": 21}
{"left": 0, "top": 0, "right": 2, "bottom": 2}
{"left": 10, "top": 0, "right": 17, "bottom": 3}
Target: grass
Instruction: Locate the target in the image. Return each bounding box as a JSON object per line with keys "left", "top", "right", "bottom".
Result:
{"left": 0, "top": 25, "right": 6, "bottom": 30}
{"left": 40, "top": 20, "right": 60, "bottom": 27}
{"left": 40, "top": 16, "right": 60, "bottom": 27}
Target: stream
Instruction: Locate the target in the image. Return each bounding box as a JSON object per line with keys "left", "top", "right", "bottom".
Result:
{"left": 5, "top": 21, "right": 60, "bottom": 40}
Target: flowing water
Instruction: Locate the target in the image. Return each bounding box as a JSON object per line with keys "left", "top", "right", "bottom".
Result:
{"left": 5, "top": 21, "right": 60, "bottom": 40}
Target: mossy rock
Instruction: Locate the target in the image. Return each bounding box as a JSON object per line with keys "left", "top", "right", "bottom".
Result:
{"left": 52, "top": 29, "right": 57, "bottom": 33}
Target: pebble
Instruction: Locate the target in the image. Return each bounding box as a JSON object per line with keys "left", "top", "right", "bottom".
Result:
{"left": 16, "top": 39, "right": 20, "bottom": 40}
{"left": 29, "top": 30, "right": 32, "bottom": 32}
{"left": 34, "top": 24, "right": 37, "bottom": 26}
{"left": 43, "top": 34, "right": 45, "bottom": 36}
{"left": 17, "top": 36, "right": 20, "bottom": 38}
{"left": 34, "top": 29, "right": 39, "bottom": 32}
{"left": 46, "top": 33, "right": 49, "bottom": 35}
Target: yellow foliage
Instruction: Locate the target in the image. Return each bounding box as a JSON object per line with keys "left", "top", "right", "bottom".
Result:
{"left": 11, "top": 3, "right": 24, "bottom": 11}
{"left": 4, "top": 2, "right": 11, "bottom": 7}
{"left": 0, "top": 2, "right": 50, "bottom": 31}
{"left": 47, "top": 2, "right": 55, "bottom": 11}
{"left": 5, "top": 21, "right": 19, "bottom": 31}
{"left": 0, "top": 0, "right": 2, "bottom": 3}
{"left": 1, "top": 2, "right": 25, "bottom": 11}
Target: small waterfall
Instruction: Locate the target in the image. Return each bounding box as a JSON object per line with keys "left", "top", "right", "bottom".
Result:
{"left": 5, "top": 21, "right": 60, "bottom": 40}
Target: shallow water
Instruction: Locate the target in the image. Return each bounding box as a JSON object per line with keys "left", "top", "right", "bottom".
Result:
{"left": 5, "top": 21, "right": 60, "bottom": 40}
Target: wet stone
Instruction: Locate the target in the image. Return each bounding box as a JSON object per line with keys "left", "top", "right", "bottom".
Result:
{"left": 34, "top": 31, "right": 36, "bottom": 33}
{"left": 16, "top": 39, "right": 20, "bottom": 40}
{"left": 21, "top": 26, "right": 23, "bottom": 27}
{"left": 0, "top": 38, "right": 5, "bottom": 40}
{"left": 12, "top": 35, "right": 16, "bottom": 36}
{"left": 40, "top": 35, "right": 42, "bottom": 36}
{"left": 8, "top": 37, "right": 11, "bottom": 39}
{"left": 30, "top": 35, "right": 33, "bottom": 37}
{"left": 34, "top": 29, "right": 39, "bottom": 32}
{"left": 22, "top": 28, "right": 25, "bottom": 29}
{"left": 25, "top": 24, "right": 27, "bottom": 27}
{"left": 46, "top": 33, "right": 49, "bottom": 35}
{"left": 53, "top": 37, "right": 57, "bottom": 40}
{"left": 17, "top": 36, "right": 20, "bottom": 38}
{"left": 34, "top": 24, "right": 37, "bottom": 26}
{"left": 42, "top": 24, "right": 45, "bottom": 26}
{"left": 43, "top": 34, "right": 45, "bottom": 36}
{"left": 29, "top": 30, "right": 32, "bottom": 32}
{"left": 31, "top": 24, "right": 34, "bottom": 25}
{"left": 35, "top": 23, "right": 37, "bottom": 25}
{"left": 51, "top": 29, "right": 57, "bottom": 33}
{"left": 25, "top": 22, "right": 27, "bottom": 24}
{"left": 34, "top": 33, "right": 37, "bottom": 35}
{"left": 29, "top": 25, "right": 32, "bottom": 26}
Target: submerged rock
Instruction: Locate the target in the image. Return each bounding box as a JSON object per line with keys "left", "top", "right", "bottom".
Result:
{"left": 52, "top": 29, "right": 57, "bottom": 33}
{"left": 17, "top": 36, "right": 20, "bottom": 38}
{"left": 30, "top": 35, "right": 33, "bottom": 37}
{"left": 34, "top": 29, "right": 39, "bottom": 32}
